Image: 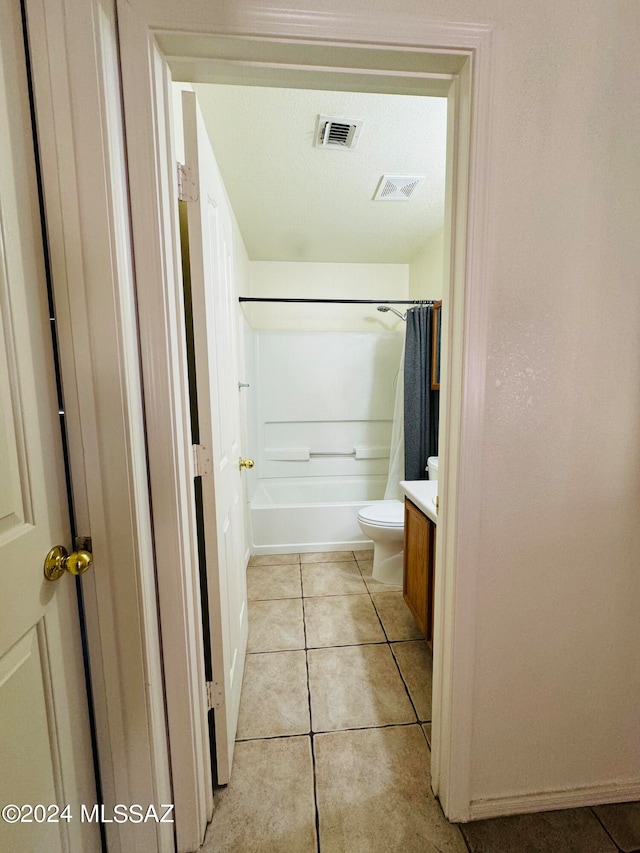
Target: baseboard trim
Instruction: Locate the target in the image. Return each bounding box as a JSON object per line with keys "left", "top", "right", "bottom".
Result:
{"left": 250, "top": 541, "right": 375, "bottom": 556}
{"left": 468, "top": 781, "right": 640, "bottom": 821}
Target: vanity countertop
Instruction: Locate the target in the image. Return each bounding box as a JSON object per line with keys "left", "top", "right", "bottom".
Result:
{"left": 400, "top": 479, "right": 438, "bottom": 524}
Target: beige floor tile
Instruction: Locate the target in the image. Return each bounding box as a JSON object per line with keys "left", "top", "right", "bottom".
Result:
{"left": 423, "top": 722, "right": 432, "bottom": 747}
{"left": 593, "top": 801, "right": 640, "bottom": 852}
{"left": 356, "top": 558, "right": 374, "bottom": 573}
{"left": 314, "top": 725, "right": 466, "bottom": 853}
{"left": 247, "top": 599, "right": 305, "bottom": 652}
{"left": 302, "top": 561, "right": 366, "bottom": 597}
{"left": 247, "top": 564, "right": 302, "bottom": 601}
{"left": 358, "top": 559, "right": 402, "bottom": 593}
{"left": 202, "top": 736, "right": 317, "bottom": 853}
{"left": 391, "top": 640, "right": 433, "bottom": 721}
{"left": 304, "top": 594, "right": 385, "bottom": 648}
{"left": 354, "top": 548, "right": 374, "bottom": 561}
{"left": 308, "top": 644, "right": 416, "bottom": 732}
{"left": 372, "top": 591, "right": 423, "bottom": 640}
{"left": 461, "top": 808, "right": 617, "bottom": 853}
{"left": 364, "top": 575, "right": 403, "bottom": 594}
{"left": 236, "top": 651, "right": 309, "bottom": 740}
{"left": 300, "top": 550, "right": 355, "bottom": 563}
{"left": 248, "top": 552, "right": 299, "bottom": 566}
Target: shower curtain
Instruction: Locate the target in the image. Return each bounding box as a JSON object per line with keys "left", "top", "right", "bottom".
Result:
{"left": 403, "top": 305, "right": 439, "bottom": 481}
{"left": 383, "top": 346, "right": 405, "bottom": 501}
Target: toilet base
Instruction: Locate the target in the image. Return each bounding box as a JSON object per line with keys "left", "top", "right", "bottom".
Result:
{"left": 372, "top": 543, "right": 404, "bottom": 586}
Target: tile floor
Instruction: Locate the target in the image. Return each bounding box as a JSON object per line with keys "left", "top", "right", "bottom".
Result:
{"left": 202, "top": 550, "right": 640, "bottom": 853}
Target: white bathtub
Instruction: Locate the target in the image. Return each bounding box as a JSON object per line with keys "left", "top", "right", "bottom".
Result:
{"left": 249, "top": 476, "right": 385, "bottom": 555}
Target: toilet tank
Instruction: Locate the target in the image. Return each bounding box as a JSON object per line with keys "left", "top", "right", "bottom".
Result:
{"left": 427, "top": 456, "right": 439, "bottom": 480}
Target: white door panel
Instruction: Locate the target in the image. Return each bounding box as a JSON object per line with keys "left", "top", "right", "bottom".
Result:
{"left": 0, "top": 3, "right": 99, "bottom": 850}
{"left": 183, "top": 90, "right": 248, "bottom": 785}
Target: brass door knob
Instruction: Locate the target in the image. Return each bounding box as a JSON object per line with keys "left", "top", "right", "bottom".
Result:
{"left": 238, "top": 457, "right": 254, "bottom": 471}
{"left": 44, "top": 545, "right": 93, "bottom": 582}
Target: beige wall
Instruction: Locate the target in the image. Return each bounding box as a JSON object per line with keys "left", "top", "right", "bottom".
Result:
{"left": 409, "top": 230, "right": 444, "bottom": 300}
{"left": 154, "top": 0, "right": 640, "bottom": 814}
{"left": 243, "top": 0, "right": 640, "bottom": 808}
{"left": 246, "top": 261, "right": 409, "bottom": 331}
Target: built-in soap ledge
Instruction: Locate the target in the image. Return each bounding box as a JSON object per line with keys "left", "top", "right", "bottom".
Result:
{"left": 353, "top": 446, "right": 389, "bottom": 459}
{"left": 264, "top": 446, "right": 390, "bottom": 462}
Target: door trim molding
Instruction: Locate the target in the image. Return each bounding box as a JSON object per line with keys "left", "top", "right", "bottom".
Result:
{"left": 24, "top": 1, "right": 174, "bottom": 850}
{"left": 470, "top": 782, "right": 640, "bottom": 821}
{"left": 118, "top": 0, "right": 495, "bottom": 836}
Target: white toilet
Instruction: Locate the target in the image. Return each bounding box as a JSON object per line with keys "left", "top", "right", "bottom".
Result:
{"left": 358, "top": 457, "right": 439, "bottom": 586}
{"left": 357, "top": 500, "right": 405, "bottom": 585}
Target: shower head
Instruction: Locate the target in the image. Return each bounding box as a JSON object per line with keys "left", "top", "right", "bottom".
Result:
{"left": 377, "top": 305, "right": 406, "bottom": 321}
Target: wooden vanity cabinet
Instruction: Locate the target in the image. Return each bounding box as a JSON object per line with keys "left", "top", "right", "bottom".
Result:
{"left": 403, "top": 498, "right": 436, "bottom": 642}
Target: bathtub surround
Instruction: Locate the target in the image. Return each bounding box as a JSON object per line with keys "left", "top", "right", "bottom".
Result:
{"left": 241, "top": 250, "right": 443, "bottom": 554}
{"left": 247, "top": 330, "right": 405, "bottom": 552}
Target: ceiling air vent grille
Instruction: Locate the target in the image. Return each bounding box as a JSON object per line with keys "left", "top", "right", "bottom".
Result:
{"left": 374, "top": 175, "right": 425, "bottom": 201}
{"left": 316, "top": 115, "right": 363, "bottom": 150}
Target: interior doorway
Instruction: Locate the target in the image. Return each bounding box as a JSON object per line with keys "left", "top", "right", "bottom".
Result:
{"left": 173, "top": 72, "right": 449, "bottom": 791}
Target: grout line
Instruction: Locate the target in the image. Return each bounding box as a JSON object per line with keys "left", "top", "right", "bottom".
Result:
{"left": 244, "top": 553, "right": 437, "bottom": 852}
{"left": 246, "top": 647, "right": 306, "bottom": 656}
{"left": 306, "top": 639, "right": 389, "bottom": 650}
{"left": 309, "top": 714, "right": 322, "bottom": 853}
{"left": 589, "top": 806, "right": 626, "bottom": 853}
{"left": 236, "top": 730, "right": 311, "bottom": 743}
{"left": 360, "top": 561, "right": 420, "bottom": 722}
{"left": 389, "top": 641, "right": 424, "bottom": 724}
{"left": 309, "top": 720, "right": 424, "bottom": 736}
{"left": 302, "top": 591, "right": 371, "bottom": 599}
{"left": 249, "top": 595, "right": 305, "bottom": 602}
{"left": 358, "top": 559, "right": 430, "bottom": 726}
{"left": 458, "top": 824, "right": 474, "bottom": 853}
{"left": 367, "top": 579, "right": 392, "bottom": 643}
{"left": 300, "top": 561, "right": 322, "bottom": 853}
{"left": 236, "top": 720, "right": 431, "bottom": 744}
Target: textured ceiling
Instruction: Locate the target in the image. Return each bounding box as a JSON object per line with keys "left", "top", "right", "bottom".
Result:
{"left": 192, "top": 84, "right": 448, "bottom": 264}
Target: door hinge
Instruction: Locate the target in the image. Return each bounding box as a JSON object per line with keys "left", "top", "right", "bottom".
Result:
{"left": 192, "top": 443, "right": 213, "bottom": 477}
{"left": 206, "top": 681, "right": 223, "bottom": 711}
{"left": 74, "top": 535, "right": 92, "bottom": 552}
{"left": 177, "top": 163, "right": 198, "bottom": 202}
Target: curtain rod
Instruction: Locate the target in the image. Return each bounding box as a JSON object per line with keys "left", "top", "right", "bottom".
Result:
{"left": 238, "top": 297, "right": 436, "bottom": 305}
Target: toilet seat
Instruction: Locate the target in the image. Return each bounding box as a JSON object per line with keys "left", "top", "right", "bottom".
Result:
{"left": 358, "top": 500, "right": 404, "bottom": 528}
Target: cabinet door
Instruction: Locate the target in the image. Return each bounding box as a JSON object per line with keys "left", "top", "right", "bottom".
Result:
{"left": 403, "top": 499, "right": 433, "bottom": 637}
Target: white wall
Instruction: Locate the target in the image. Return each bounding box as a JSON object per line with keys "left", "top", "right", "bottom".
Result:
{"left": 162, "top": 0, "right": 640, "bottom": 815}
{"left": 246, "top": 261, "right": 409, "bottom": 331}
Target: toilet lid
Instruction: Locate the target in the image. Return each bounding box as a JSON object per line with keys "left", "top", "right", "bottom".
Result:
{"left": 358, "top": 500, "right": 404, "bottom": 528}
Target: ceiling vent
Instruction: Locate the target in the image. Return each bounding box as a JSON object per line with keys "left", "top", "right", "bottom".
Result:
{"left": 315, "top": 115, "right": 363, "bottom": 150}
{"left": 373, "top": 175, "right": 424, "bottom": 201}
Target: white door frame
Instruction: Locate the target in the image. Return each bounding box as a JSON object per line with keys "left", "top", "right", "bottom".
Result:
{"left": 26, "top": 0, "right": 495, "bottom": 848}
{"left": 117, "top": 1, "right": 495, "bottom": 843}
{"left": 24, "top": 1, "right": 173, "bottom": 851}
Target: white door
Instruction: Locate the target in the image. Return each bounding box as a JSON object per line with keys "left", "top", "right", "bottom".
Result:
{"left": 0, "top": 4, "right": 100, "bottom": 851}
{"left": 182, "top": 91, "right": 249, "bottom": 784}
